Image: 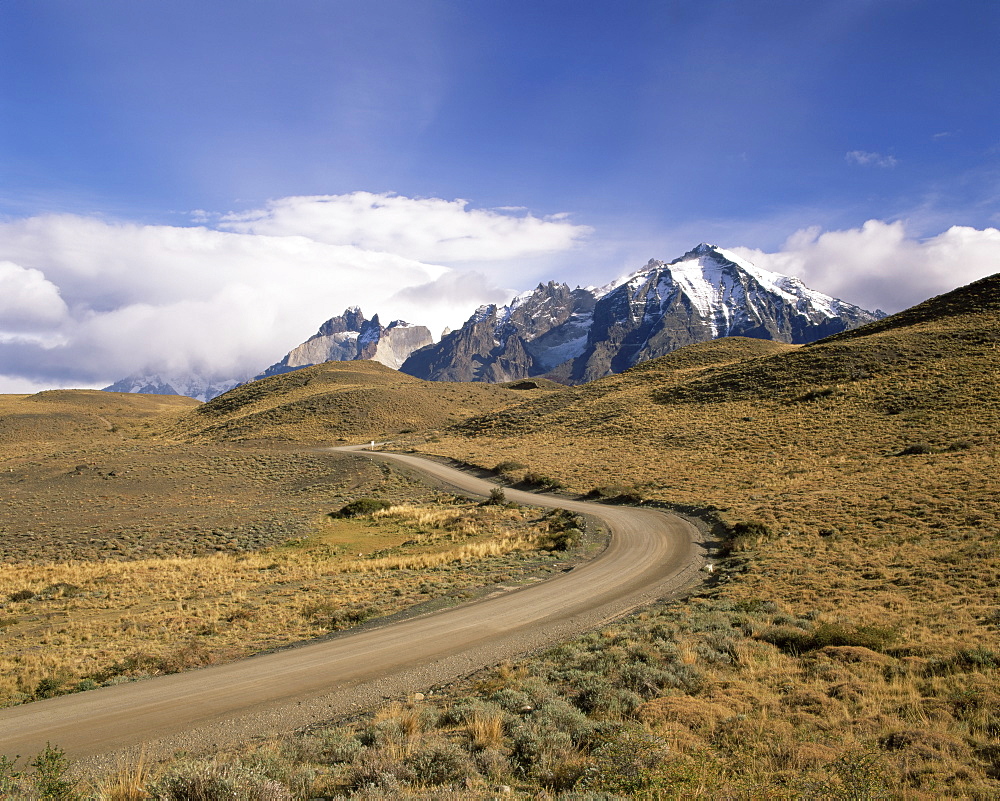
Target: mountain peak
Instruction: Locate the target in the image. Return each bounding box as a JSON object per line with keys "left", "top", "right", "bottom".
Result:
{"left": 403, "top": 245, "right": 882, "bottom": 386}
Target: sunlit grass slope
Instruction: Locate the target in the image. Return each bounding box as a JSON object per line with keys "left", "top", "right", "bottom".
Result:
{"left": 425, "top": 273, "right": 1000, "bottom": 642}
{"left": 0, "top": 390, "right": 198, "bottom": 459}
{"left": 383, "top": 273, "right": 1000, "bottom": 795}
{"left": 167, "top": 360, "right": 556, "bottom": 443}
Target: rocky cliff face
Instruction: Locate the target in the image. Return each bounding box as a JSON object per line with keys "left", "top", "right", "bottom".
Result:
{"left": 257, "top": 308, "right": 433, "bottom": 380}
{"left": 402, "top": 244, "right": 884, "bottom": 384}
{"left": 400, "top": 282, "right": 597, "bottom": 382}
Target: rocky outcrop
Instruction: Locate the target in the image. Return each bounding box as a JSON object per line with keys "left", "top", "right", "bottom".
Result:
{"left": 257, "top": 308, "right": 433, "bottom": 380}
{"left": 400, "top": 282, "right": 598, "bottom": 382}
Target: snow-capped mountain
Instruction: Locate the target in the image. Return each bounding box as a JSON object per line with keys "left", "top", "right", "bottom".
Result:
{"left": 399, "top": 282, "right": 598, "bottom": 382}
{"left": 255, "top": 307, "right": 433, "bottom": 380}
{"left": 401, "top": 244, "right": 884, "bottom": 384}
{"left": 102, "top": 372, "right": 245, "bottom": 402}
{"left": 103, "top": 244, "right": 885, "bottom": 400}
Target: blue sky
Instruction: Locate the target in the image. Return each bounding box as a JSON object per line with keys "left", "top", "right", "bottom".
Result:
{"left": 1, "top": 0, "right": 999, "bottom": 390}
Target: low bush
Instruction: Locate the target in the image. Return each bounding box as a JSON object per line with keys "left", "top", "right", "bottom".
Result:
{"left": 151, "top": 758, "right": 290, "bottom": 800}
{"left": 405, "top": 737, "right": 477, "bottom": 786}
{"left": 34, "top": 676, "right": 64, "bottom": 700}
{"left": 332, "top": 498, "right": 393, "bottom": 518}
{"left": 897, "top": 442, "right": 936, "bottom": 455}
{"left": 585, "top": 484, "right": 645, "bottom": 504}
{"left": 521, "top": 472, "right": 564, "bottom": 491}
{"left": 30, "top": 743, "right": 76, "bottom": 801}
{"left": 494, "top": 460, "right": 527, "bottom": 474}
{"left": 302, "top": 601, "right": 377, "bottom": 631}
{"left": 579, "top": 727, "right": 672, "bottom": 795}
{"left": 719, "top": 520, "right": 773, "bottom": 555}
{"left": 760, "top": 622, "right": 899, "bottom": 654}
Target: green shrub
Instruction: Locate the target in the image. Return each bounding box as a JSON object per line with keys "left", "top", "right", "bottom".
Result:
{"left": 30, "top": 743, "right": 77, "bottom": 800}
{"left": 346, "top": 748, "right": 414, "bottom": 791}
{"left": 1, "top": 755, "right": 27, "bottom": 798}
{"left": 9, "top": 589, "right": 34, "bottom": 602}
{"left": 333, "top": 498, "right": 392, "bottom": 518}
{"left": 486, "top": 487, "right": 507, "bottom": 505}
{"left": 760, "top": 622, "right": 899, "bottom": 654}
{"left": 580, "top": 727, "right": 672, "bottom": 794}
{"left": 405, "top": 738, "right": 477, "bottom": 786}
{"left": 522, "top": 472, "right": 564, "bottom": 491}
{"left": 897, "top": 442, "right": 935, "bottom": 455}
{"left": 34, "top": 677, "right": 64, "bottom": 700}
{"left": 314, "top": 729, "right": 363, "bottom": 764}
{"left": 302, "top": 601, "right": 377, "bottom": 630}
{"left": 494, "top": 461, "right": 527, "bottom": 474}
{"left": 151, "top": 758, "right": 288, "bottom": 800}
{"left": 808, "top": 622, "right": 899, "bottom": 651}
{"left": 585, "top": 485, "right": 644, "bottom": 504}
{"left": 719, "top": 521, "right": 773, "bottom": 555}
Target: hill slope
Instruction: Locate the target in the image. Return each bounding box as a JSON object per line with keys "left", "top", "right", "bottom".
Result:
{"left": 167, "top": 359, "right": 557, "bottom": 443}
{"left": 0, "top": 390, "right": 199, "bottom": 459}
{"left": 409, "top": 274, "right": 1000, "bottom": 793}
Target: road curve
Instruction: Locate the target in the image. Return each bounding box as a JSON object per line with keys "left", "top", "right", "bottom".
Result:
{"left": 0, "top": 447, "right": 705, "bottom": 767}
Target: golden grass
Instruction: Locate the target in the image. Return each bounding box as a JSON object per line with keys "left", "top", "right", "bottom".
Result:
{"left": 0, "top": 500, "right": 562, "bottom": 708}
{"left": 160, "top": 359, "right": 547, "bottom": 443}
{"left": 386, "top": 275, "right": 1000, "bottom": 795}
{"left": 5, "top": 275, "right": 999, "bottom": 795}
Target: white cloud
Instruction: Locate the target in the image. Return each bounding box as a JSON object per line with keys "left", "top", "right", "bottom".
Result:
{"left": 389, "top": 271, "right": 513, "bottom": 337}
{"left": 846, "top": 150, "right": 898, "bottom": 168}
{"left": 218, "top": 192, "right": 592, "bottom": 264}
{"left": 731, "top": 220, "right": 1000, "bottom": 312}
{"left": 0, "top": 261, "right": 69, "bottom": 333}
{"left": 0, "top": 200, "right": 561, "bottom": 391}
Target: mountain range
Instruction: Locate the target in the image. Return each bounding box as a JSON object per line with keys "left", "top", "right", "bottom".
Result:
{"left": 104, "top": 244, "right": 884, "bottom": 400}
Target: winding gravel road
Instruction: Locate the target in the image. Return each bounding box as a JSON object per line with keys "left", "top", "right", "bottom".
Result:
{"left": 0, "top": 447, "right": 705, "bottom": 770}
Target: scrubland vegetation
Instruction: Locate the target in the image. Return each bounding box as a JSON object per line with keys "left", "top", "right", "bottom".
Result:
{"left": 0, "top": 497, "right": 580, "bottom": 710}
{"left": 2, "top": 274, "right": 999, "bottom": 797}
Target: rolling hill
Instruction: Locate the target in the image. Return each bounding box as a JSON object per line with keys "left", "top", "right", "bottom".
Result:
{"left": 165, "top": 359, "right": 559, "bottom": 443}
{"left": 3, "top": 274, "right": 998, "bottom": 795}
{"left": 0, "top": 390, "right": 199, "bottom": 459}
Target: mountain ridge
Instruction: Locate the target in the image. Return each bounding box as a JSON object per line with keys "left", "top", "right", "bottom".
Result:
{"left": 103, "top": 243, "right": 884, "bottom": 400}
{"left": 402, "top": 243, "right": 883, "bottom": 384}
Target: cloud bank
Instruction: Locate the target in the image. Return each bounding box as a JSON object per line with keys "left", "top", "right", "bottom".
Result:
{"left": 218, "top": 192, "right": 592, "bottom": 264}
{"left": 0, "top": 194, "right": 587, "bottom": 391}
{"left": 732, "top": 220, "right": 1000, "bottom": 313}
{"left": 1, "top": 198, "right": 997, "bottom": 395}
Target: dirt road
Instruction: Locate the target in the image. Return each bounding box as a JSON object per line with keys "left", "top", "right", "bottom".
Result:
{"left": 0, "top": 447, "right": 705, "bottom": 768}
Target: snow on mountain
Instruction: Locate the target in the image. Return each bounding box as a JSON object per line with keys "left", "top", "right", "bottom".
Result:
{"left": 102, "top": 373, "right": 244, "bottom": 402}
{"left": 103, "top": 243, "right": 885, "bottom": 399}
{"left": 403, "top": 244, "right": 884, "bottom": 384}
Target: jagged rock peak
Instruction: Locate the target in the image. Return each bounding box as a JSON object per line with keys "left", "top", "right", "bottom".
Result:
{"left": 402, "top": 244, "right": 883, "bottom": 386}
{"left": 256, "top": 307, "right": 433, "bottom": 379}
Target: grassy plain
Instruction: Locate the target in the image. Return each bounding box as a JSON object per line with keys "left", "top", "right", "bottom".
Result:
{"left": 3, "top": 274, "right": 999, "bottom": 797}
{"left": 0, "top": 380, "right": 580, "bottom": 712}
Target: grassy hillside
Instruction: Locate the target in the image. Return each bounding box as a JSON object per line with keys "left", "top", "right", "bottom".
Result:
{"left": 0, "top": 390, "right": 198, "bottom": 459}
{"left": 3, "top": 276, "right": 998, "bottom": 797}
{"left": 166, "top": 359, "right": 554, "bottom": 443}
{"left": 0, "top": 378, "right": 581, "bottom": 717}
{"left": 383, "top": 273, "right": 1000, "bottom": 796}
